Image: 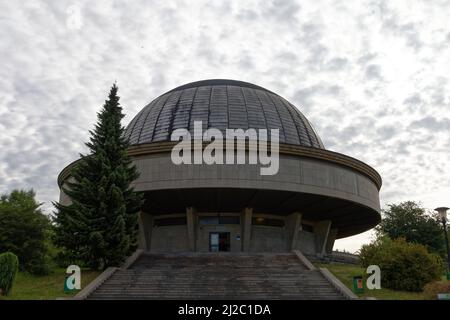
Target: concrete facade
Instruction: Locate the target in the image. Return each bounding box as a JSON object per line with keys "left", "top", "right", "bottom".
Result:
{"left": 58, "top": 148, "right": 380, "bottom": 255}
{"left": 131, "top": 152, "right": 380, "bottom": 214}
{"left": 137, "top": 210, "right": 333, "bottom": 255}
{"left": 151, "top": 225, "right": 189, "bottom": 252}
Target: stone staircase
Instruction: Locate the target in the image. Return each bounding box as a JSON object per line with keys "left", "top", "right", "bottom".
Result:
{"left": 87, "top": 252, "right": 346, "bottom": 300}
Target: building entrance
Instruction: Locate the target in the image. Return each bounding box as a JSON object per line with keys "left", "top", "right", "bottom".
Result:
{"left": 209, "top": 232, "right": 230, "bottom": 252}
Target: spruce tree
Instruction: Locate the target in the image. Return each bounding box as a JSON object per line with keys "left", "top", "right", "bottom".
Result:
{"left": 54, "top": 84, "right": 143, "bottom": 269}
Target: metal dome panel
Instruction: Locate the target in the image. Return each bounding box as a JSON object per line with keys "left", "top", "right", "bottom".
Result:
{"left": 124, "top": 79, "right": 325, "bottom": 149}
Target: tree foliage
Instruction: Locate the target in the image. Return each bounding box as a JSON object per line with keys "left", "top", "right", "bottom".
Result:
{"left": 53, "top": 84, "right": 143, "bottom": 270}
{"left": 0, "top": 189, "right": 51, "bottom": 275}
{"left": 376, "top": 201, "right": 446, "bottom": 256}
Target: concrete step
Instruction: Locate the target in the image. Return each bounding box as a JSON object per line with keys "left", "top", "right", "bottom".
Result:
{"left": 87, "top": 252, "right": 345, "bottom": 300}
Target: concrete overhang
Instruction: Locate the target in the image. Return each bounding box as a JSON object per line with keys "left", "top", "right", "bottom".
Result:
{"left": 57, "top": 142, "right": 382, "bottom": 239}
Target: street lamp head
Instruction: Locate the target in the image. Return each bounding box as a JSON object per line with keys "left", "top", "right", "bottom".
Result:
{"left": 435, "top": 207, "right": 449, "bottom": 221}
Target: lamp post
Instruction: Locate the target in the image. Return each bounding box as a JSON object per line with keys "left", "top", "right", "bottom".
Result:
{"left": 435, "top": 207, "right": 450, "bottom": 280}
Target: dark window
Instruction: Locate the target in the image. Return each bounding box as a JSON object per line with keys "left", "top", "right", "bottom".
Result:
{"left": 199, "top": 216, "right": 219, "bottom": 225}
{"left": 219, "top": 216, "right": 240, "bottom": 224}
{"left": 252, "top": 217, "right": 285, "bottom": 227}
{"left": 301, "top": 223, "right": 314, "bottom": 232}
{"left": 199, "top": 216, "right": 240, "bottom": 225}
{"left": 154, "top": 217, "right": 187, "bottom": 227}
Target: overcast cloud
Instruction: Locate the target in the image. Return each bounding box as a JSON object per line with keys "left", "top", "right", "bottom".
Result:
{"left": 1, "top": 0, "right": 449, "bottom": 252}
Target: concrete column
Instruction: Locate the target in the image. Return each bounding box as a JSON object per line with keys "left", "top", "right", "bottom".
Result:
{"left": 137, "top": 214, "right": 146, "bottom": 250}
{"left": 286, "top": 212, "right": 302, "bottom": 251}
{"left": 325, "top": 228, "right": 338, "bottom": 254}
{"left": 186, "top": 207, "right": 197, "bottom": 252}
{"left": 314, "top": 220, "right": 331, "bottom": 256}
{"left": 242, "top": 207, "right": 253, "bottom": 252}
{"left": 138, "top": 212, "right": 153, "bottom": 251}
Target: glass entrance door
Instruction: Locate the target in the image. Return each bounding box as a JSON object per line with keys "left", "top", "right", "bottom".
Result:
{"left": 209, "top": 232, "right": 230, "bottom": 252}
{"left": 210, "top": 233, "right": 219, "bottom": 252}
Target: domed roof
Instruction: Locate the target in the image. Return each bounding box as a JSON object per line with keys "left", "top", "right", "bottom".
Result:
{"left": 124, "top": 79, "right": 324, "bottom": 148}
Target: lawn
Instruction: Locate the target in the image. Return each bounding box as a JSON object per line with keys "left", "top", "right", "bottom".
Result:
{"left": 316, "top": 263, "right": 429, "bottom": 300}
{"left": 1, "top": 268, "right": 101, "bottom": 300}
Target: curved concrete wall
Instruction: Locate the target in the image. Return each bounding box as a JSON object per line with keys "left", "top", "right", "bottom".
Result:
{"left": 131, "top": 152, "right": 380, "bottom": 213}
{"left": 57, "top": 149, "right": 380, "bottom": 252}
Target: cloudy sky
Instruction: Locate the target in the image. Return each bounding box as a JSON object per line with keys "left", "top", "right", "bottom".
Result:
{"left": 1, "top": 0, "right": 449, "bottom": 252}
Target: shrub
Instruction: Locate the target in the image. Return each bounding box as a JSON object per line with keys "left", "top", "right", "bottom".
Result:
{"left": 423, "top": 280, "right": 450, "bottom": 299}
{"left": 0, "top": 252, "right": 19, "bottom": 296}
{"left": 359, "top": 237, "right": 444, "bottom": 292}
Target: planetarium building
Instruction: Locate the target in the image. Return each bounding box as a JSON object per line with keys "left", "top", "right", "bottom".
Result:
{"left": 58, "top": 79, "right": 382, "bottom": 256}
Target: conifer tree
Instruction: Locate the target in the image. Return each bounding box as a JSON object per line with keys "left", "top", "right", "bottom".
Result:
{"left": 54, "top": 84, "right": 143, "bottom": 269}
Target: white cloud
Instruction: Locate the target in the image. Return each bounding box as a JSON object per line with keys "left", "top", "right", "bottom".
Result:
{"left": 0, "top": 0, "right": 449, "bottom": 252}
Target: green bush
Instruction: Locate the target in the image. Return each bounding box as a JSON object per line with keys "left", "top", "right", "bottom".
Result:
{"left": 359, "top": 237, "right": 444, "bottom": 292}
{"left": 0, "top": 252, "right": 19, "bottom": 296}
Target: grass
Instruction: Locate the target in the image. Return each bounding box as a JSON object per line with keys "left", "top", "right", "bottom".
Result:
{"left": 1, "top": 268, "right": 101, "bottom": 300}
{"left": 316, "top": 263, "right": 430, "bottom": 300}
